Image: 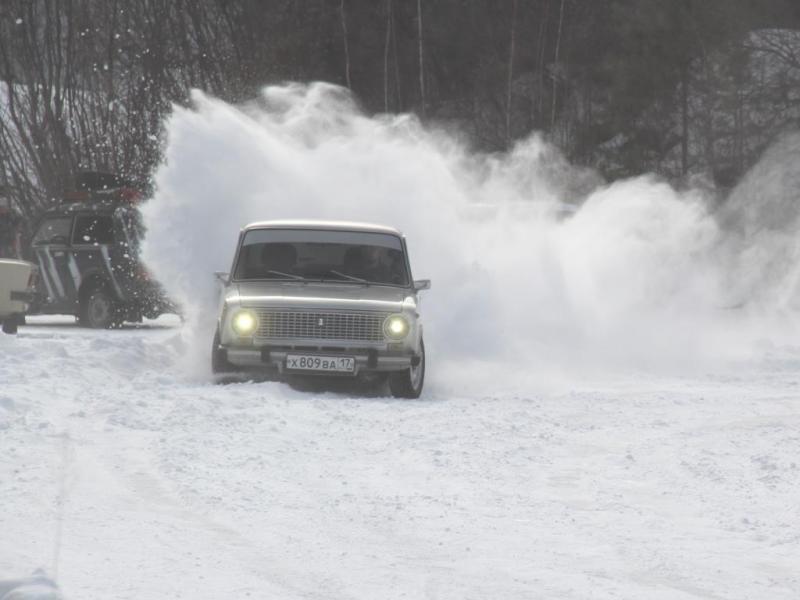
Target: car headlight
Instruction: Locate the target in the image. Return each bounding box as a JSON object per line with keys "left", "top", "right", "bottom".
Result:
{"left": 231, "top": 309, "right": 258, "bottom": 336}
{"left": 384, "top": 314, "right": 410, "bottom": 340}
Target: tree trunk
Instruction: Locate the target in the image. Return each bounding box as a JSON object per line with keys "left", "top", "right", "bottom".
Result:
{"left": 533, "top": 0, "right": 550, "bottom": 128}
{"left": 340, "top": 0, "right": 352, "bottom": 89}
{"left": 551, "top": 0, "right": 566, "bottom": 131}
{"left": 392, "top": 0, "right": 403, "bottom": 110}
{"left": 681, "top": 63, "right": 689, "bottom": 176}
{"left": 384, "top": 0, "right": 392, "bottom": 111}
{"left": 417, "top": 0, "right": 426, "bottom": 117}
{"left": 506, "top": 0, "right": 518, "bottom": 144}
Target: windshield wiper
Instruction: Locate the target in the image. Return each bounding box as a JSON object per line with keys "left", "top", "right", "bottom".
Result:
{"left": 264, "top": 270, "right": 305, "bottom": 280}
{"left": 325, "top": 270, "right": 369, "bottom": 284}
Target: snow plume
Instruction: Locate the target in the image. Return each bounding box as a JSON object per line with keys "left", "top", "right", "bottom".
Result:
{"left": 141, "top": 83, "right": 800, "bottom": 388}
{"left": 718, "top": 132, "right": 800, "bottom": 311}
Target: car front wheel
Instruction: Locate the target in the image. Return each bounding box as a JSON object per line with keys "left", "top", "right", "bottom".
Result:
{"left": 211, "top": 330, "right": 234, "bottom": 374}
{"left": 389, "top": 338, "right": 425, "bottom": 399}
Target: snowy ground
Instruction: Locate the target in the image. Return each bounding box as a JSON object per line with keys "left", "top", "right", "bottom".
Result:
{"left": 1, "top": 317, "right": 799, "bottom": 599}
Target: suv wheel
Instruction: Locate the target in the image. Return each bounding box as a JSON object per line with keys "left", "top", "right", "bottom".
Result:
{"left": 79, "top": 284, "right": 122, "bottom": 329}
{"left": 211, "top": 329, "right": 234, "bottom": 374}
{"left": 389, "top": 338, "right": 425, "bottom": 399}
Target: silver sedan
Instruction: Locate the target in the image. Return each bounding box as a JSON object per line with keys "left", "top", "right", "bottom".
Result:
{"left": 212, "top": 220, "right": 430, "bottom": 398}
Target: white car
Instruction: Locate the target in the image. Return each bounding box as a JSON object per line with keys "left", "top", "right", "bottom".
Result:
{"left": 213, "top": 221, "right": 430, "bottom": 398}
{"left": 0, "top": 258, "right": 37, "bottom": 334}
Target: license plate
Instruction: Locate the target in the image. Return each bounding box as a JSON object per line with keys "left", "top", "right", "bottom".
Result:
{"left": 285, "top": 354, "right": 356, "bottom": 373}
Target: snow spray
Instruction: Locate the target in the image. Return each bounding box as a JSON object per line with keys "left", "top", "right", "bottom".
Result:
{"left": 141, "top": 83, "right": 800, "bottom": 390}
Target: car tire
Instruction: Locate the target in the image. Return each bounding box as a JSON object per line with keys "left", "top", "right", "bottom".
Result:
{"left": 389, "top": 338, "right": 425, "bottom": 399}
{"left": 211, "top": 329, "right": 234, "bottom": 374}
{"left": 79, "top": 284, "right": 122, "bottom": 329}
{"left": 1, "top": 316, "right": 19, "bottom": 335}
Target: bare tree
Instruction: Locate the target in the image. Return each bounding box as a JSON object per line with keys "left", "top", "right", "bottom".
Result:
{"left": 0, "top": 0, "right": 237, "bottom": 226}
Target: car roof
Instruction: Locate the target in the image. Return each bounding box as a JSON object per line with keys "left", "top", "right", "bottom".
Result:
{"left": 243, "top": 220, "right": 403, "bottom": 237}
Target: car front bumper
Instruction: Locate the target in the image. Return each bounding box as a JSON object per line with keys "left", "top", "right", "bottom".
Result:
{"left": 221, "top": 344, "right": 419, "bottom": 375}
{"left": 2, "top": 290, "right": 36, "bottom": 317}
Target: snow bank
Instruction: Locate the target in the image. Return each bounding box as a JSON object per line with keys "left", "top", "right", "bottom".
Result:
{"left": 141, "top": 83, "right": 800, "bottom": 388}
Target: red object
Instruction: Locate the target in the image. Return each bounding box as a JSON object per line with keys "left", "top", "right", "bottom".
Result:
{"left": 119, "top": 187, "right": 142, "bottom": 203}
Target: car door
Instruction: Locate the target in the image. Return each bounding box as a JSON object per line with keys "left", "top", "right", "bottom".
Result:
{"left": 71, "top": 212, "right": 124, "bottom": 299}
{"left": 31, "top": 215, "right": 75, "bottom": 308}
{"left": 112, "top": 207, "right": 141, "bottom": 293}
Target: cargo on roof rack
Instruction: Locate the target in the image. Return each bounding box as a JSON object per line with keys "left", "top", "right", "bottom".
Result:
{"left": 63, "top": 171, "right": 141, "bottom": 204}
{"left": 76, "top": 171, "right": 134, "bottom": 191}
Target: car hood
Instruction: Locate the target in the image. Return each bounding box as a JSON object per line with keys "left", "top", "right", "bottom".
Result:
{"left": 228, "top": 281, "right": 416, "bottom": 313}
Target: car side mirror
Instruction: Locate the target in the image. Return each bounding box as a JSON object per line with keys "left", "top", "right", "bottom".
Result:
{"left": 413, "top": 279, "right": 431, "bottom": 292}
{"left": 214, "top": 271, "right": 229, "bottom": 285}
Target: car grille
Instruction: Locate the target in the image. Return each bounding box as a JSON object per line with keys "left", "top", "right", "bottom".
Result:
{"left": 254, "top": 309, "right": 388, "bottom": 342}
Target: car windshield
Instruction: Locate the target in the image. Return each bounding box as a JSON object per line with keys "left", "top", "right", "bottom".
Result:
{"left": 234, "top": 228, "right": 410, "bottom": 286}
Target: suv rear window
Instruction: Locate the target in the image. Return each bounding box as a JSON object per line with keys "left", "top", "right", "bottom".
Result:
{"left": 32, "top": 217, "right": 73, "bottom": 245}
{"left": 72, "top": 215, "right": 115, "bottom": 245}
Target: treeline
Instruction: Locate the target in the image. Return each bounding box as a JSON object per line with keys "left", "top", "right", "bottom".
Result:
{"left": 1, "top": 0, "right": 800, "bottom": 225}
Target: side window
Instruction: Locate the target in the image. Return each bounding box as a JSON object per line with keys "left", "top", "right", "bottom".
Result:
{"left": 116, "top": 208, "right": 144, "bottom": 251}
{"left": 32, "top": 217, "right": 73, "bottom": 246}
{"left": 72, "top": 215, "right": 114, "bottom": 245}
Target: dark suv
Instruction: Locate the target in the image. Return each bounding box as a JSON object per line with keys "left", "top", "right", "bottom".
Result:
{"left": 27, "top": 172, "right": 175, "bottom": 328}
